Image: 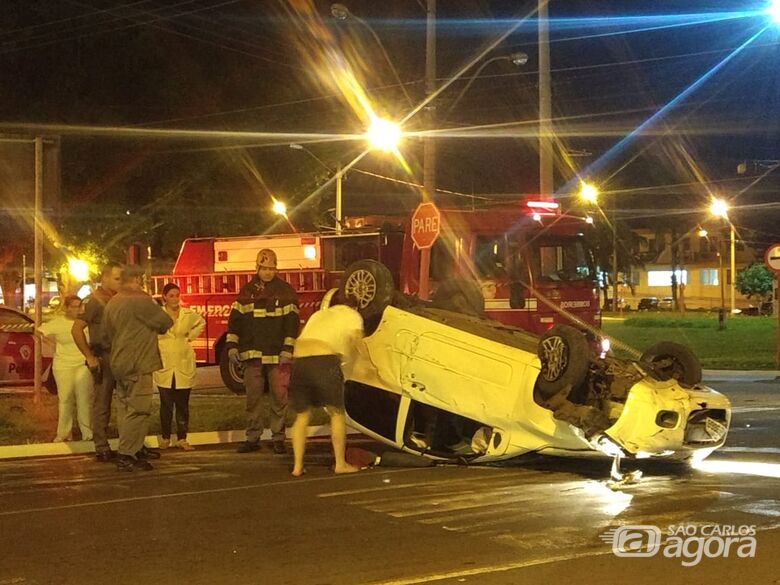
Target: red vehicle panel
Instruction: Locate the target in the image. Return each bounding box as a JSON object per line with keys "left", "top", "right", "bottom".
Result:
{"left": 151, "top": 204, "right": 601, "bottom": 383}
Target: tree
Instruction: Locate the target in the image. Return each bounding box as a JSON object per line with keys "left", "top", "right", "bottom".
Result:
{"left": 736, "top": 263, "right": 774, "bottom": 310}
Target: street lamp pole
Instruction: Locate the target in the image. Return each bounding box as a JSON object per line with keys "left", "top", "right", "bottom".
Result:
{"left": 419, "top": 0, "right": 436, "bottom": 300}
{"left": 289, "top": 143, "right": 343, "bottom": 233}
{"left": 335, "top": 163, "right": 343, "bottom": 235}
{"left": 538, "top": 0, "right": 553, "bottom": 198}
{"left": 730, "top": 223, "right": 736, "bottom": 313}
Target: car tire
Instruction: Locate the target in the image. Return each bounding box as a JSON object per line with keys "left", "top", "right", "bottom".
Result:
{"left": 536, "top": 324, "right": 590, "bottom": 399}
{"left": 219, "top": 346, "right": 246, "bottom": 395}
{"left": 640, "top": 341, "right": 702, "bottom": 387}
{"left": 341, "top": 260, "right": 395, "bottom": 320}
{"left": 431, "top": 278, "right": 485, "bottom": 316}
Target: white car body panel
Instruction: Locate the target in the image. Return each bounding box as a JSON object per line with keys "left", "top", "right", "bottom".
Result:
{"left": 346, "top": 305, "right": 730, "bottom": 462}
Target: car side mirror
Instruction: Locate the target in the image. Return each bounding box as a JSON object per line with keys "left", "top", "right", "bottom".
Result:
{"left": 509, "top": 281, "right": 526, "bottom": 309}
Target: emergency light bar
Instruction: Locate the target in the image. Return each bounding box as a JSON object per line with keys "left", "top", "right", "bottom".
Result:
{"left": 526, "top": 200, "right": 559, "bottom": 211}
{"left": 525, "top": 200, "right": 560, "bottom": 217}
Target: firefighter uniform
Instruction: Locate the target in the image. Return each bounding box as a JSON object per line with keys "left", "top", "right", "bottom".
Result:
{"left": 226, "top": 250, "right": 299, "bottom": 450}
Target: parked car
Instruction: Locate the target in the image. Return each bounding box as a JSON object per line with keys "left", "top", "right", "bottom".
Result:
{"left": 0, "top": 306, "right": 56, "bottom": 393}
{"left": 335, "top": 261, "right": 731, "bottom": 466}
{"left": 659, "top": 296, "right": 674, "bottom": 310}
{"left": 637, "top": 297, "right": 659, "bottom": 311}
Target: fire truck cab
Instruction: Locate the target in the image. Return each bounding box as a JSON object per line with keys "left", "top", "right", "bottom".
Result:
{"left": 152, "top": 202, "right": 600, "bottom": 392}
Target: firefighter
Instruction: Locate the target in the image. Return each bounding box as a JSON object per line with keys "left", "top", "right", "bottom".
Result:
{"left": 227, "top": 248, "right": 299, "bottom": 454}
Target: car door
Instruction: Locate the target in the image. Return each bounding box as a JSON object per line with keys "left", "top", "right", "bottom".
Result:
{"left": 394, "top": 325, "right": 522, "bottom": 429}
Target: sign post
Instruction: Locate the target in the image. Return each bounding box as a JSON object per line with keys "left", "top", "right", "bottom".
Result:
{"left": 411, "top": 202, "right": 441, "bottom": 300}
{"left": 764, "top": 243, "right": 780, "bottom": 367}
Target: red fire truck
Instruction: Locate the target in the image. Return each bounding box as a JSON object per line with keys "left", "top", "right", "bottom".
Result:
{"left": 151, "top": 201, "right": 600, "bottom": 392}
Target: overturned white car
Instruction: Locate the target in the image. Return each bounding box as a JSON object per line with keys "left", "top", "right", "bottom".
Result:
{"left": 336, "top": 261, "right": 731, "bottom": 465}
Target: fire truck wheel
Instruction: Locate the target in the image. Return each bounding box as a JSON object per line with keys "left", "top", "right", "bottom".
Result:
{"left": 341, "top": 260, "right": 395, "bottom": 319}
{"left": 219, "top": 347, "right": 246, "bottom": 394}
{"left": 536, "top": 324, "right": 590, "bottom": 399}
{"left": 431, "top": 278, "right": 485, "bottom": 315}
{"left": 640, "top": 342, "right": 702, "bottom": 387}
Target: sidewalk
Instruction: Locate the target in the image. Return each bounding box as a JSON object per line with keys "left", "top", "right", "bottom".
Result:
{"left": 0, "top": 426, "right": 347, "bottom": 461}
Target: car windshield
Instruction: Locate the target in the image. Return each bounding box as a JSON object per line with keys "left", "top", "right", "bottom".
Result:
{"left": 529, "top": 235, "right": 594, "bottom": 282}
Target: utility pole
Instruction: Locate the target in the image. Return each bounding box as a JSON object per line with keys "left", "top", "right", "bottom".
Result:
{"left": 419, "top": 0, "right": 436, "bottom": 299}
{"left": 33, "top": 136, "right": 43, "bottom": 403}
{"left": 538, "top": 0, "right": 553, "bottom": 198}
{"left": 335, "top": 163, "right": 343, "bottom": 235}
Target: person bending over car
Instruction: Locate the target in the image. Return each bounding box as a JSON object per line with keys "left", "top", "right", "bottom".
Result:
{"left": 290, "top": 295, "right": 364, "bottom": 477}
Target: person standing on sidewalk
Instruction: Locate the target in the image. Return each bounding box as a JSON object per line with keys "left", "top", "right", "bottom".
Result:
{"left": 226, "top": 248, "right": 299, "bottom": 455}
{"left": 39, "top": 295, "right": 93, "bottom": 442}
{"left": 72, "top": 262, "right": 121, "bottom": 462}
{"left": 290, "top": 295, "right": 363, "bottom": 477}
{"left": 104, "top": 265, "right": 173, "bottom": 472}
{"left": 154, "top": 283, "right": 205, "bottom": 451}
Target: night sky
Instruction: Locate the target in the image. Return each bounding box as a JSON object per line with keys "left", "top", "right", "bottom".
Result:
{"left": 1, "top": 0, "right": 779, "bottom": 260}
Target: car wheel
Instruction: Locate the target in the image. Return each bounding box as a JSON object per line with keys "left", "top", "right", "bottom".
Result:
{"left": 536, "top": 324, "right": 590, "bottom": 399}
{"left": 219, "top": 347, "right": 246, "bottom": 395}
{"left": 341, "top": 260, "right": 395, "bottom": 320}
{"left": 431, "top": 278, "right": 485, "bottom": 315}
{"left": 640, "top": 341, "right": 702, "bottom": 387}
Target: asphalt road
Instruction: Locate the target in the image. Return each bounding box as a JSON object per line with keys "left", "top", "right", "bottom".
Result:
{"left": 0, "top": 374, "right": 778, "bottom": 585}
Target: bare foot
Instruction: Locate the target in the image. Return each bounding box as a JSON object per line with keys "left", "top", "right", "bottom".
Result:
{"left": 334, "top": 463, "right": 360, "bottom": 474}
{"left": 291, "top": 468, "right": 306, "bottom": 477}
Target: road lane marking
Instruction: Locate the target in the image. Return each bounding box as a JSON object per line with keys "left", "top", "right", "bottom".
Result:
{"left": 365, "top": 550, "right": 613, "bottom": 585}
{"left": 720, "top": 447, "right": 780, "bottom": 454}
{"left": 0, "top": 468, "right": 420, "bottom": 517}
{"left": 731, "top": 406, "right": 780, "bottom": 413}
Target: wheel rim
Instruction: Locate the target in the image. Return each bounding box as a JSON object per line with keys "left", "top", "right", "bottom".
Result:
{"left": 540, "top": 336, "right": 568, "bottom": 381}
{"left": 344, "top": 269, "right": 377, "bottom": 309}
{"left": 229, "top": 359, "right": 245, "bottom": 383}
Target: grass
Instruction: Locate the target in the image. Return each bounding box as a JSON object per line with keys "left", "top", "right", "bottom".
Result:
{"left": 0, "top": 392, "right": 329, "bottom": 447}
{"left": 602, "top": 312, "right": 778, "bottom": 370}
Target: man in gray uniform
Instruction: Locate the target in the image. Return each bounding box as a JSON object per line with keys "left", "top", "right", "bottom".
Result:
{"left": 72, "top": 262, "right": 122, "bottom": 462}
{"left": 104, "top": 265, "right": 173, "bottom": 471}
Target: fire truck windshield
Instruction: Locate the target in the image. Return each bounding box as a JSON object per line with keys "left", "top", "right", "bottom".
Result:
{"left": 530, "top": 235, "right": 595, "bottom": 283}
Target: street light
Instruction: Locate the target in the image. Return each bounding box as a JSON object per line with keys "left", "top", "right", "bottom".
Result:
{"left": 366, "top": 117, "right": 401, "bottom": 152}
{"left": 579, "top": 181, "right": 599, "bottom": 204}
{"left": 768, "top": 0, "right": 780, "bottom": 23}
{"left": 445, "top": 52, "right": 529, "bottom": 117}
{"left": 710, "top": 198, "right": 736, "bottom": 314}
{"left": 272, "top": 199, "right": 287, "bottom": 217}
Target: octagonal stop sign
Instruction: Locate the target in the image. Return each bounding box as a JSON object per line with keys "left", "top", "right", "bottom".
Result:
{"left": 411, "top": 202, "right": 441, "bottom": 249}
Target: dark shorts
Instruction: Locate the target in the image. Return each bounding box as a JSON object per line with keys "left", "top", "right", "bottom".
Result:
{"left": 289, "top": 355, "right": 344, "bottom": 413}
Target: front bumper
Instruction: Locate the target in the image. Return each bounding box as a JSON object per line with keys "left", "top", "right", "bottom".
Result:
{"left": 602, "top": 379, "right": 731, "bottom": 458}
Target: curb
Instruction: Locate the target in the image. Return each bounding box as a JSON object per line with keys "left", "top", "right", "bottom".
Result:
{"left": 0, "top": 426, "right": 352, "bottom": 461}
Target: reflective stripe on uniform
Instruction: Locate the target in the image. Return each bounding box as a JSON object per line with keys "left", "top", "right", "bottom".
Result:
{"left": 239, "top": 350, "right": 280, "bottom": 364}
{"left": 231, "top": 302, "right": 254, "bottom": 314}
{"left": 283, "top": 336, "right": 296, "bottom": 347}
{"left": 226, "top": 333, "right": 239, "bottom": 344}
{"left": 251, "top": 304, "right": 299, "bottom": 318}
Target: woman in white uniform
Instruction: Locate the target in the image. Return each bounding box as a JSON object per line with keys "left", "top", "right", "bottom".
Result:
{"left": 38, "top": 294, "right": 93, "bottom": 442}
{"left": 154, "top": 283, "right": 205, "bottom": 450}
